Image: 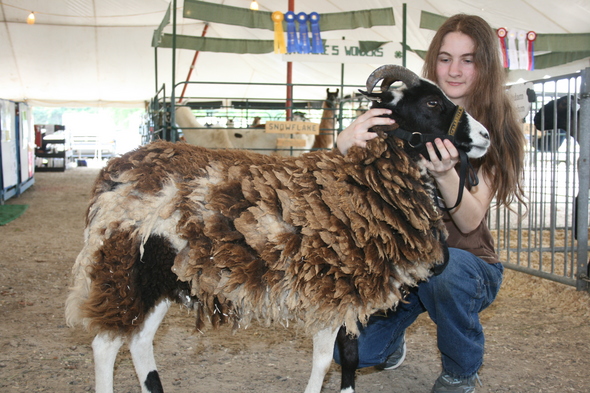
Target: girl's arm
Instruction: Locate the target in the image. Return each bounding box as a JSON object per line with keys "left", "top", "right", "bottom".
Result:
{"left": 423, "top": 138, "right": 494, "bottom": 233}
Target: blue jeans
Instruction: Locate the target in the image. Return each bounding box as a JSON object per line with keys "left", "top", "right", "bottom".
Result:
{"left": 333, "top": 248, "right": 503, "bottom": 378}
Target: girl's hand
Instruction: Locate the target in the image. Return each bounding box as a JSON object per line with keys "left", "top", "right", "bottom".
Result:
{"left": 337, "top": 108, "right": 395, "bottom": 155}
{"left": 421, "top": 138, "right": 460, "bottom": 180}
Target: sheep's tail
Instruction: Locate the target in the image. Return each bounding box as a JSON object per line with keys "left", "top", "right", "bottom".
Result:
{"left": 65, "top": 228, "right": 94, "bottom": 329}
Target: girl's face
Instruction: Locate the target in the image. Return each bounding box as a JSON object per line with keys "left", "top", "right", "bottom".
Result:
{"left": 435, "top": 32, "right": 478, "bottom": 107}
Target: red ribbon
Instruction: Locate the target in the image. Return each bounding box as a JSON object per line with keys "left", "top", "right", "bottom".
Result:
{"left": 497, "top": 28, "right": 508, "bottom": 68}
{"left": 527, "top": 31, "right": 536, "bottom": 71}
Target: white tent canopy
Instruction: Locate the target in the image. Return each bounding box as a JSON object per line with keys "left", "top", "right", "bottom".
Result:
{"left": 1, "top": 0, "right": 589, "bottom": 107}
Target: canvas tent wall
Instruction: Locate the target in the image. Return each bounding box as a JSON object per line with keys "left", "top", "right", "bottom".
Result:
{"left": 0, "top": 0, "right": 588, "bottom": 107}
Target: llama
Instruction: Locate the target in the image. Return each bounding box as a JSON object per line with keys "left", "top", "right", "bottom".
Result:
{"left": 311, "top": 88, "right": 340, "bottom": 150}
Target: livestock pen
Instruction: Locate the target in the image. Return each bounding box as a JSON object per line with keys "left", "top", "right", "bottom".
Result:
{"left": 141, "top": 79, "right": 370, "bottom": 153}
{"left": 489, "top": 69, "right": 590, "bottom": 292}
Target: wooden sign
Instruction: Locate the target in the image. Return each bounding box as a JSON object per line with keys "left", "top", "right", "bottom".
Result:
{"left": 265, "top": 121, "right": 319, "bottom": 135}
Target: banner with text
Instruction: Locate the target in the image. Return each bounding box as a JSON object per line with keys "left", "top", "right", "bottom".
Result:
{"left": 282, "top": 40, "right": 399, "bottom": 63}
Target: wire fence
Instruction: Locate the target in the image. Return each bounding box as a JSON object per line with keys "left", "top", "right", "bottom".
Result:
{"left": 489, "top": 69, "right": 589, "bottom": 291}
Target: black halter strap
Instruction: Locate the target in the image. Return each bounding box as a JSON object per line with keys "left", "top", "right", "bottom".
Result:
{"left": 387, "top": 106, "right": 479, "bottom": 211}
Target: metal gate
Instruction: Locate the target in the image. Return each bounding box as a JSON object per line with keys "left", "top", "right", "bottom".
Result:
{"left": 489, "top": 68, "right": 589, "bottom": 291}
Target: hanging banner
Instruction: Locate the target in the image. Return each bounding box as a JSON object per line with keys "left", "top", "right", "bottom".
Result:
{"left": 282, "top": 40, "right": 397, "bottom": 63}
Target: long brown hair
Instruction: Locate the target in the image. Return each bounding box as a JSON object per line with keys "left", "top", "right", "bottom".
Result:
{"left": 422, "top": 14, "right": 526, "bottom": 208}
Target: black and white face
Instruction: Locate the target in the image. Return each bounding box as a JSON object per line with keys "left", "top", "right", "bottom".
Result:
{"left": 363, "top": 77, "right": 490, "bottom": 159}
{"left": 458, "top": 114, "right": 490, "bottom": 158}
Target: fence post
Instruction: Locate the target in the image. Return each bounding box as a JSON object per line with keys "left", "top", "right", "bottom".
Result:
{"left": 576, "top": 67, "right": 590, "bottom": 291}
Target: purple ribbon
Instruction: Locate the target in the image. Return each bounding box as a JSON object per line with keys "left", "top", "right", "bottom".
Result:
{"left": 309, "top": 12, "right": 324, "bottom": 54}
{"left": 284, "top": 11, "right": 298, "bottom": 53}
{"left": 297, "top": 12, "right": 310, "bottom": 54}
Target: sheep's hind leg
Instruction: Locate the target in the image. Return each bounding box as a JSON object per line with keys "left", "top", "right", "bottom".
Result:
{"left": 129, "top": 299, "right": 171, "bottom": 393}
{"left": 304, "top": 326, "right": 340, "bottom": 393}
{"left": 336, "top": 325, "right": 359, "bottom": 393}
{"left": 93, "top": 332, "right": 125, "bottom": 393}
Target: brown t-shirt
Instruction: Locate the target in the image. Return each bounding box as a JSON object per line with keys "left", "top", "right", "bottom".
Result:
{"left": 443, "top": 211, "right": 500, "bottom": 264}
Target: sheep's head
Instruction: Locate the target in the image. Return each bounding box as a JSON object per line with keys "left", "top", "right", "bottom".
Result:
{"left": 360, "top": 65, "right": 490, "bottom": 159}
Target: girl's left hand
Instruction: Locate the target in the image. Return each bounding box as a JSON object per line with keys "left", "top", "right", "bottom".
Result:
{"left": 421, "top": 138, "right": 460, "bottom": 180}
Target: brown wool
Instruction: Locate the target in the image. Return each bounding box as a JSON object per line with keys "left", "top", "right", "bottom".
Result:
{"left": 68, "top": 134, "right": 447, "bottom": 337}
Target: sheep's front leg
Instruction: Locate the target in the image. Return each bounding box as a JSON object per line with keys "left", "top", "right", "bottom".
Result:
{"left": 129, "top": 299, "right": 171, "bottom": 393}
{"left": 93, "top": 332, "right": 125, "bottom": 393}
{"left": 304, "top": 327, "right": 340, "bottom": 393}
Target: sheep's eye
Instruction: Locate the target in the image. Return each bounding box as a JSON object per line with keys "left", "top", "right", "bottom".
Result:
{"left": 427, "top": 100, "right": 438, "bottom": 108}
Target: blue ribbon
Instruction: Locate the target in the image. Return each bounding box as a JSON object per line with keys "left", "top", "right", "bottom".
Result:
{"left": 297, "top": 12, "right": 310, "bottom": 54}
{"left": 284, "top": 11, "right": 298, "bottom": 53}
{"left": 309, "top": 12, "right": 324, "bottom": 54}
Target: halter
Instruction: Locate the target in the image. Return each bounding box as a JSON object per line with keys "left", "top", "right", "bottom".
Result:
{"left": 386, "top": 106, "right": 479, "bottom": 211}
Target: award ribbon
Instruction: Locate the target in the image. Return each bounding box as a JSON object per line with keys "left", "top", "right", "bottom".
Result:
{"left": 517, "top": 30, "right": 528, "bottom": 70}
{"left": 297, "top": 12, "right": 310, "bottom": 54}
{"left": 284, "top": 11, "right": 298, "bottom": 53}
{"left": 507, "top": 29, "right": 519, "bottom": 70}
{"left": 527, "top": 31, "right": 536, "bottom": 70}
{"left": 497, "top": 28, "right": 508, "bottom": 68}
{"left": 309, "top": 12, "right": 324, "bottom": 54}
{"left": 272, "top": 11, "right": 286, "bottom": 54}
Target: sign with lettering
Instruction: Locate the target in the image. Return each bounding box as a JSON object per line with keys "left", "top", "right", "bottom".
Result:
{"left": 506, "top": 81, "right": 534, "bottom": 120}
{"left": 282, "top": 40, "right": 398, "bottom": 63}
{"left": 265, "top": 121, "right": 319, "bottom": 135}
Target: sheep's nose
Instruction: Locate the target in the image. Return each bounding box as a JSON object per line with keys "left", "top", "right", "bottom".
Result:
{"left": 481, "top": 131, "right": 490, "bottom": 140}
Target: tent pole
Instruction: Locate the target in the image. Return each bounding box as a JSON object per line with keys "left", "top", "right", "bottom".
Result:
{"left": 402, "top": 3, "right": 407, "bottom": 68}
{"left": 155, "top": 47, "right": 158, "bottom": 93}
{"left": 170, "top": 0, "right": 177, "bottom": 142}
{"left": 178, "top": 23, "right": 209, "bottom": 103}
{"left": 286, "top": 0, "right": 295, "bottom": 120}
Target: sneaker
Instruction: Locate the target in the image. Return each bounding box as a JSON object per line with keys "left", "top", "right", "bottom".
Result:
{"left": 431, "top": 372, "right": 481, "bottom": 393}
{"left": 376, "top": 333, "right": 406, "bottom": 370}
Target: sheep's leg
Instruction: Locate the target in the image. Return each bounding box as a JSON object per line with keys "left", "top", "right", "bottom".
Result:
{"left": 93, "top": 332, "right": 125, "bottom": 393}
{"left": 303, "top": 326, "right": 340, "bottom": 393}
{"left": 129, "top": 299, "right": 171, "bottom": 393}
{"left": 336, "top": 326, "right": 359, "bottom": 393}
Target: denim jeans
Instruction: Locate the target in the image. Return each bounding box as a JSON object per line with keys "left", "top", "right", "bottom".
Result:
{"left": 333, "top": 248, "right": 503, "bottom": 378}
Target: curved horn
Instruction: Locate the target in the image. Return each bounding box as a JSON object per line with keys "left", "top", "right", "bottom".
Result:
{"left": 365, "top": 64, "right": 421, "bottom": 93}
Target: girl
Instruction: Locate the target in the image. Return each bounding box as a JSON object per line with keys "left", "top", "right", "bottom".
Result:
{"left": 334, "top": 14, "right": 526, "bottom": 392}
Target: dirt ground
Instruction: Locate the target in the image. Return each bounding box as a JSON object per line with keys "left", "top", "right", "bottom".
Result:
{"left": 1, "top": 166, "right": 589, "bottom": 392}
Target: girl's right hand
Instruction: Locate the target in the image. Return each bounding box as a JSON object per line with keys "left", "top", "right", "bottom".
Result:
{"left": 337, "top": 108, "right": 396, "bottom": 155}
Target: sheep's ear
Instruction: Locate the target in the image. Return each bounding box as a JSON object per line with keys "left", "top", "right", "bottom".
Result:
{"left": 358, "top": 89, "right": 382, "bottom": 101}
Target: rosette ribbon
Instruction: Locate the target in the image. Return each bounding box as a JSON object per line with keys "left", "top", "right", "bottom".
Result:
{"left": 297, "top": 12, "right": 310, "bottom": 54}
{"left": 497, "top": 28, "right": 508, "bottom": 68}
{"left": 309, "top": 12, "right": 324, "bottom": 54}
{"left": 284, "top": 11, "right": 298, "bottom": 53}
{"left": 527, "top": 31, "right": 536, "bottom": 70}
{"left": 517, "top": 30, "right": 528, "bottom": 70}
{"left": 507, "top": 29, "right": 519, "bottom": 69}
{"left": 272, "top": 11, "right": 286, "bottom": 54}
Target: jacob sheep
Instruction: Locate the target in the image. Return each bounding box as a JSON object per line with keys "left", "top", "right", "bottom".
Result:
{"left": 65, "top": 65, "right": 490, "bottom": 393}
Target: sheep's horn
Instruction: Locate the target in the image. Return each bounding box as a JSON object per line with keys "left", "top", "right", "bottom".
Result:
{"left": 365, "top": 65, "right": 421, "bottom": 93}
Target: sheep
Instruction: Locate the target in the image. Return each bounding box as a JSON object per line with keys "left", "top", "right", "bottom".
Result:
{"left": 65, "top": 64, "right": 490, "bottom": 393}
